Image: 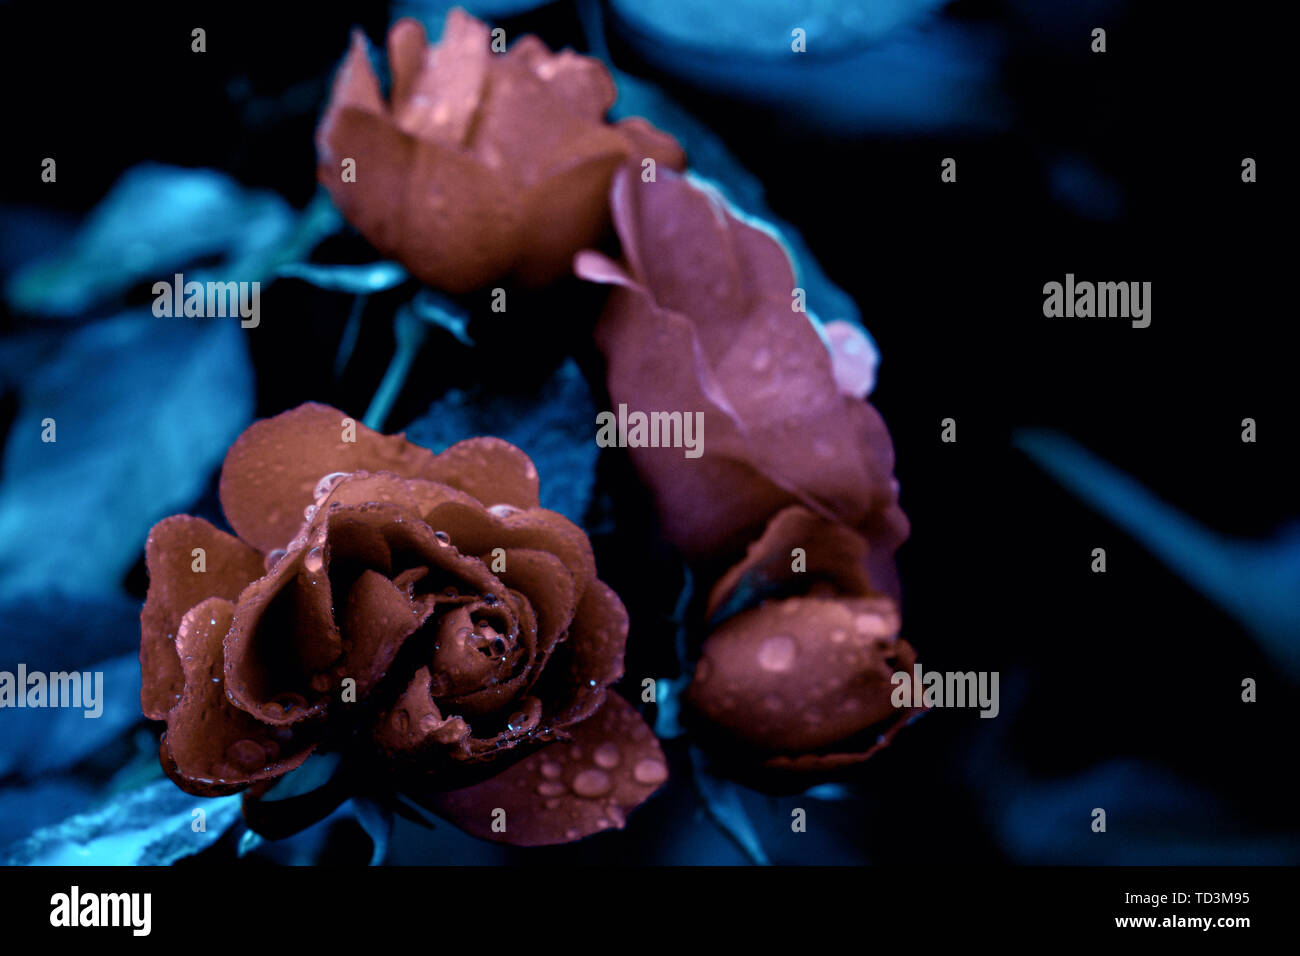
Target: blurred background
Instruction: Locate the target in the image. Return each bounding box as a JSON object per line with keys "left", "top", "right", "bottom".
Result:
{"left": 0, "top": 0, "right": 1294, "bottom": 864}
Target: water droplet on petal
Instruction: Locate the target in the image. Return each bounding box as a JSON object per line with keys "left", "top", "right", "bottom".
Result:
{"left": 632, "top": 758, "right": 668, "bottom": 786}
{"left": 537, "top": 780, "right": 565, "bottom": 797}
{"left": 593, "top": 742, "right": 620, "bottom": 769}
{"left": 571, "top": 768, "right": 611, "bottom": 799}
{"left": 434, "top": 530, "right": 450, "bottom": 545}
{"left": 757, "top": 634, "right": 797, "bottom": 672}
{"left": 225, "top": 739, "right": 266, "bottom": 770}
{"left": 540, "top": 760, "right": 562, "bottom": 779}
{"left": 489, "top": 503, "right": 521, "bottom": 518}
{"left": 304, "top": 547, "right": 324, "bottom": 574}
{"left": 314, "top": 471, "right": 349, "bottom": 501}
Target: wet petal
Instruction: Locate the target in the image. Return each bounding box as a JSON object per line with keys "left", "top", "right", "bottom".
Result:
{"left": 218, "top": 403, "right": 439, "bottom": 553}
{"left": 687, "top": 595, "right": 908, "bottom": 755}
{"left": 140, "top": 515, "right": 265, "bottom": 720}
{"left": 421, "top": 436, "right": 540, "bottom": 511}
{"left": 706, "top": 506, "right": 878, "bottom": 621}
{"left": 420, "top": 693, "right": 665, "bottom": 846}
{"left": 161, "top": 598, "right": 315, "bottom": 796}
{"left": 391, "top": 10, "right": 490, "bottom": 144}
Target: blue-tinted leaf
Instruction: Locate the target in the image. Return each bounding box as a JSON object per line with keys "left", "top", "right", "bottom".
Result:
{"left": 0, "top": 654, "right": 142, "bottom": 780}
{"left": 1, "top": 779, "right": 241, "bottom": 865}
{"left": 5, "top": 164, "right": 296, "bottom": 318}
{"left": 1014, "top": 429, "right": 1300, "bottom": 679}
{"left": 0, "top": 309, "right": 254, "bottom": 598}
{"left": 408, "top": 288, "right": 473, "bottom": 346}
{"left": 403, "top": 358, "right": 598, "bottom": 523}
{"left": 689, "top": 747, "right": 770, "bottom": 865}
{"left": 277, "top": 260, "right": 409, "bottom": 294}
{"left": 238, "top": 799, "right": 392, "bottom": 866}
{"left": 606, "top": 0, "right": 1005, "bottom": 134}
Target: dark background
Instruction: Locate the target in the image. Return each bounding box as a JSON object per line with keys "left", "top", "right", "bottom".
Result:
{"left": 0, "top": 0, "right": 1294, "bottom": 865}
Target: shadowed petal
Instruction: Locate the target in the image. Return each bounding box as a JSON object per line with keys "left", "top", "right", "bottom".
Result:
{"left": 687, "top": 595, "right": 908, "bottom": 755}
{"left": 421, "top": 693, "right": 666, "bottom": 846}
{"left": 140, "top": 515, "right": 265, "bottom": 720}
{"left": 706, "top": 506, "right": 878, "bottom": 621}
{"left": 161, "top": 599, "right": 315, "bottom": 796}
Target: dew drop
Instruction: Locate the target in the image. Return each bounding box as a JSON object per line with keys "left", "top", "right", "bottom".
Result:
{"left": 540, "top": 760, "right": 562, "bottom": 779}
{"left": 572, "top": 768, "right": 612, "bottom": 798}
{"left": 303, "top": 503, "right": 318, "bottom": 521}
{"left": 225, "top": 739, "right": 266, "bottom": 771}
{"left": 489, "top": 503, "right": 521, "bottom": 518}
{"left": 304, "top": 547, "right": 324, "bottom": 574}
{"left": 314, "top": 471, "right": 349, "bottom": 500}
{"left": 434, "top": 530, "right": 451, "bottom": 545}
{"left": 537, "top": 780, "right": 565, "bottom": 798}
{"left": 632, "top": 758, "right": 668, "bottom": 786}
{"left": 593, "top": 742, "right": 620, "bottom": 769}
{"left": 757, "top": 634, "right": 797, "bottom": 672}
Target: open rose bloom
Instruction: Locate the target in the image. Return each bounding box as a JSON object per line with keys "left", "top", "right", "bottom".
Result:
{"left": 139, "top": 404, "right": 667, "bottom": 846}
{"left": 316, "top": 9, "right": 685, "bottom": 293}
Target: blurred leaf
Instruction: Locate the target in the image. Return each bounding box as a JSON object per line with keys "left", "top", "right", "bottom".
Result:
{"left": 689, "top": 748, "right": 770, "bottom": 865}
{"left": 277, "top": 260, "right": 409, "bottom": 293}
{"left": 403, "top": 358, "right": 598, "bottom": 523}
{"left": 1, "top": 779, "right": 241, "bottom": 865}
{"left": 0, "top": 310, "right": 254, "bottom": 598}
{"left": 238, "top": 798, "right": 392, "bottom": 865}
{"left": 0, "top": 653, "right": 142, "bottom": 780}
{"left": 1014, "top": 429, "right": 1300, "bottom": 680}
{"left": 5, "top": 164, "right": 296, "bottom": 318}
{"left": 408, "top": 288, "right": 473, "bottom": 346}
{"left": 605, "top": 0, "right": 1005, "bottom": 134}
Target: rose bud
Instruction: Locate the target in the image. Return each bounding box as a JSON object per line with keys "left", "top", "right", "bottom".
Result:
{"left": 139, "top": 403, "right": 667, "bottom": 846}
{"left": 685, "top": 506, "right": 922, "bottom": 781}
{"left": 575, "top": 167, "right": 908, "bottom": 588}
{"left": 315, "top": 9, "right": 685, "bottom": 294}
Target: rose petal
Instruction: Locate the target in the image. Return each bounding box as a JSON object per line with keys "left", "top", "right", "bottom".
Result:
{"left": 422, "top": 499, "right": 595, "bottom": 599}
{"left": 614, "top": 117, "right": 687, "bottom": 175}
{"left": 223, "top": 543, "right": 340, "bottom": 727}
{"left": 161, "top": 598, "right": 315, "bottom": 796}
{"left": 340, "top": 569, "right": 434, "bottom": 697}
{"left": 219, "top": 403, "right": 439, "bottom": 554}
{"left": 539, "top": 579, "right": 629, "bottom": 728}
{"left": 824, "top": 319, "right": 878, "bottom": 399}
{"left": 140, "top": 515, "right": 265, "bottom": 720}
{"left": 706, "top": 506, "right": 878, "bottom": 621}
{"left": 385, "top": 17, "right": 428, "bottom": 114}
{"left": 421, "top": 437, "right": 540, "bottom": 512}
{"left": 374, "top": 666, "right": 472, "bottom": 759}
{"left": 391, "top": 10, "right": 490, "bottom": 144}
{"left": 687, "top": 595, "right": 908, "bottom": 755}
{"left": 316, "top": 106, "right": 523, "bottom": 293}
{"left": 419, "top": 693, "right": 666, "bottom": 846}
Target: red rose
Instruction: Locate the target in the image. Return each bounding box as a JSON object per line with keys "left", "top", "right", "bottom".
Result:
{"left": 576, "top": 168, "right": 908, "bottom": 592}
{"left": 140, "top": 403, "right": 666, "bottom": 845}
{"left": 315, "top": 10, "right": 685, "bottom": 293}
{"left": 686, "top": 506, "right": 921, "bottom": 775}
